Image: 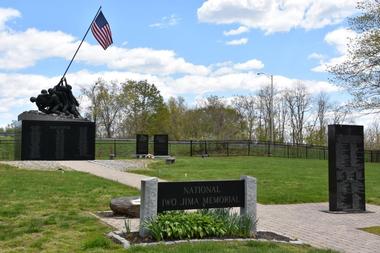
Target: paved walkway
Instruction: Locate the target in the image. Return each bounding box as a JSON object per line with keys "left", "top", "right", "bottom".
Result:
{"left": 5, "top": 160, "right": 379, "bottom": 253}
{"left": 258, "top": 203, "right": 380, "bottom": 253}
{"left": 58, "top": 160, "right": 164, "bottom": 190}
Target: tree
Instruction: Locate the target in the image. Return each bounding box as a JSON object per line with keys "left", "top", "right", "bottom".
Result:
{"left": 329, "top": 0, "right": 380, "bottom": 112}
{"left": 232, "top": 95, "right": 257, "bottom": 140}
{"left": 81, "top": 79, "right": 122, "bottom": 138}
{"left": 167, "top": 97, "right": 187, "bottom": 140}
{"left": 120, "top": 80, "right": 166, "bottom": 136}
{"left": 284, "top": 83, "right": 311, "bottom": 144}
{"left": 305, "top": 93, "right": 329, "bottom": 145}
{"left": 256, "top": 86, "right": 272, "bottom": 141}
{"left": 185, "top": 96, "right": 244, "bottom": 140}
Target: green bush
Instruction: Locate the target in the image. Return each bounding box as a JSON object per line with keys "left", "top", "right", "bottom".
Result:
{"left": 144, "top": 209, "right": 255, "bottom": 241}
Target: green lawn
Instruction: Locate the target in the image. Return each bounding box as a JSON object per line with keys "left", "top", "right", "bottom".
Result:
{"left": 0, "top": 164, "right": 337, "bottom": 253}
{"left": 360, "top": 226, "right": 380, "bottom": 236}
{"left": 133, "top": 156, "right": 380, "bottom": 205}
{"left": 0, "top": 164, "right": 138, "bottom": 252}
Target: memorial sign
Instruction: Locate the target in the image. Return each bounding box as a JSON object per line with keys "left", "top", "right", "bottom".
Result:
{"left": 136, "top": 134, "right": 149, "bottom": 155}
{"left": 154, "top": 134, "right": 168, "bottom": 156}
{"left": 328, "top": 124, "right": 365, "bottom": 212}
{"left": 139, "top": 176, "right": 257, "bottom": 237}
{"left": 157, "top": 180, "right": 245, "bottom": 212}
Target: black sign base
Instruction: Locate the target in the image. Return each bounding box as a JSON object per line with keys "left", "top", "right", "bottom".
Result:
{"left": 15, "top": 119, "right": 95, "bottom": 160}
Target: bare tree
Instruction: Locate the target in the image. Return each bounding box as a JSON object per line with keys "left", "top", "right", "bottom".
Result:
{"left": 276, "top": 93, "right": 289, "bottom": 143}
{"left": 256, "top": 86, "right": 272, "bottom": 141}
{"left": 365, "top": 121, "right": 380, "bottom": 149}
{"left": 232, "top": 94, "right": 257, "bottom": 140}
{"left": 82, "top": 79, "right": 122, "bottom": 138}
{"left": 284, "top": 83, "right": 311, "bottom": 144}
{"left": 331, "top": 104, "right": 351, "bottom": 124}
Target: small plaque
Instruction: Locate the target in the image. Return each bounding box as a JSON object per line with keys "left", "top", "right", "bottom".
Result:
{"left": 157, "top": 180, "right": 245, "bottom": 212}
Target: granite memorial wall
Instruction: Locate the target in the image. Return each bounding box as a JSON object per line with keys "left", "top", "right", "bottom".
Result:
{"left": 328, "top": 124, "right": 365, "bottom": 212}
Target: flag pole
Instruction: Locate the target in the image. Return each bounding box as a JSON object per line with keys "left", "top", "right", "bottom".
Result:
{"left": 61, "top": 6, "right": 102, "bottom": 80}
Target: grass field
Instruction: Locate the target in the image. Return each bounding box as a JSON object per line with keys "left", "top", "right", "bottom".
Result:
{"left": 360, "top": 226, "right": 380, "bottom": 236}
{"left": 0, "top": 164, "right": 337, "bottom": 253}
{"left": 133, "top": 156, "right": 380, "bottom": 205}
{"left": 0, "top": 164, "right": 138, "bottom": 252}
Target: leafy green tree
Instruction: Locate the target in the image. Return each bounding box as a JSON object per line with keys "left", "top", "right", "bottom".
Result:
{"left": 120, "top": 80, "right": 166, "bottom": 136}
{"left": 191, "top": 96, "right": 245, "bottom": 140}
{"left": 329, "top": 0, "right": 380, "bottom": 111}
{"left": 167, "top": 97, "right": 187, "bottom": 140}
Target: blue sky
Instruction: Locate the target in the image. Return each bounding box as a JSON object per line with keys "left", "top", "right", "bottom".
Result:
{"left": 0, "top": 0, "right": 363, "bottom": 127}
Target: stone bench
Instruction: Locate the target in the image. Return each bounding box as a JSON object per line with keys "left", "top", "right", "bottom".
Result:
{"left": 165, "top": 157, "right": 176, "bottom": 164}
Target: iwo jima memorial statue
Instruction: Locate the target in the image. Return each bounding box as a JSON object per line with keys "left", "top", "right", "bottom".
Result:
{"left": 15, "top": 7, "right": 113, "bottom": 160}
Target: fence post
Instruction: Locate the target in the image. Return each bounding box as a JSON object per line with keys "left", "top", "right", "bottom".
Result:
{"left": 226, "top": 142, "right": 229, "bottom": 156}
{"left": 287, "top": 144, "right": 289, "bottom": 158}
{"left": 190, "top": 140, "right": 193, "bottom": 157}
{"left": 248, "top": 141, "right": 250, "bottom": 156}
{"left": 306, "top": 145, "right": 308, "bottom": 159}
{"left": 113, "top": 139, "right": 117, "bottom": 157}
{"left": 371, "top": 150, "right": 373, "bottom": 163}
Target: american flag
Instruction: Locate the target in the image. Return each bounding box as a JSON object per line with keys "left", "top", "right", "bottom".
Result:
{"left": 91, "top": 11, "right": 113, "bottom": 50}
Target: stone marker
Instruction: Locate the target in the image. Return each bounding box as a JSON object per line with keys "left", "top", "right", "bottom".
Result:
{"left": 139, "top": 176, "right": 257, "bottom": 237}
{"left": 139, "top": 178, "right": 158, "bottom": 237}
{"left": 110, "top": 196, "right": 140, "bottom": 217}
{"left": 328, "top": 124, "right": 365, "bottom": 212}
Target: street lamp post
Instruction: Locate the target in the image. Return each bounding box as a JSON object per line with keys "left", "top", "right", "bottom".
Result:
{"left": 257, "top": 72, "right": 274, "bottom": 155}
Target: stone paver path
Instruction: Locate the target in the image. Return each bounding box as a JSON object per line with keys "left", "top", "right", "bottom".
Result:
{"left": 257, "top": 203, "right": 380, "bottom": 253}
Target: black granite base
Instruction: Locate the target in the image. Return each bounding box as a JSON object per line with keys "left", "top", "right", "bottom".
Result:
{"left": 15, "top": 116, "right": 95, "bottom": 160}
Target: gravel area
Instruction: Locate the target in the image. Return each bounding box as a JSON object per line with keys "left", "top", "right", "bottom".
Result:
{"left": 89, "top": 160, "right": 153, "bottom": 171}
{"left": 0, "top": 160, "right": 71, "bottom": 171}
{"left": 0, "top": 159, "right": 153, "bottom": 172}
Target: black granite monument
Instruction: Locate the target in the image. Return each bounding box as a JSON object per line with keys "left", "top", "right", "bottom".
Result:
{"left": 136, "top": 134, "right": 149, "bottom": 155}
{"left": 15, "top": 77, "right": 95, "bottom": 160}
{"left": 328, "top": 124, "right": 365, "bottom": 212}
{"left": 154, "top": 134, "right": 168, "bottom": 156}
{"left": 15, "top": 112, "right": 95, "bottom": 160}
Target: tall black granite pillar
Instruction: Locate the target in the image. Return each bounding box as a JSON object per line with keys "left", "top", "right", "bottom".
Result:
{"left": 15, "top": 113, "right": 95, "bottom": 160}
{"left": 136, "top": 134, "right": 149, "bottom": 155}
{"left": 328, "top": 124, "right": 365, "bottom": 212}
{"left": 154, "top": 134, "right": 169, "bottom": 156}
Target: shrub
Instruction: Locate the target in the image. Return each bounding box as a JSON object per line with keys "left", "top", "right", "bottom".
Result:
{"left": 143, "top": 209, "right": 255, "bottom": 241}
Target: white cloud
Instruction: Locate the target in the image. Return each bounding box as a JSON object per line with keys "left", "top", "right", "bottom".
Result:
{"left": 311, "top": 28, "right": 357, "bottom": 72}
{"left": 226, "top": 38, "right": 248, "bottom": 46}
{"left": 0, "top": 8, "right": 206, "bottom": 76}
{"left": 149, "top": 14, "right": 180, "bottom": 29}
{"left": 0, "top": 8, "right": 20, "bottom": 30}
{"left": 223, "top": 26, "right": 249, "bottom": 36}
{"left": 308, "top": 52, "right": 324, "bottom": 60}
{"left": 234, "top": 59, "right": 264, "bottom": 70}
{"left": 197, "top": 0, "right": 357, "bottom": 34}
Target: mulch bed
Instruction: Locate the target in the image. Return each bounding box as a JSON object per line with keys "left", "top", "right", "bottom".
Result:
{"left": 120, "top": 231, "right": 295, "bottom": 244}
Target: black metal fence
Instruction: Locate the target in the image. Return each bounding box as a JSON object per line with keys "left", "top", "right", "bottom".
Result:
{"left": 2, "top": 138, "right": 380, "bottom": 162}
